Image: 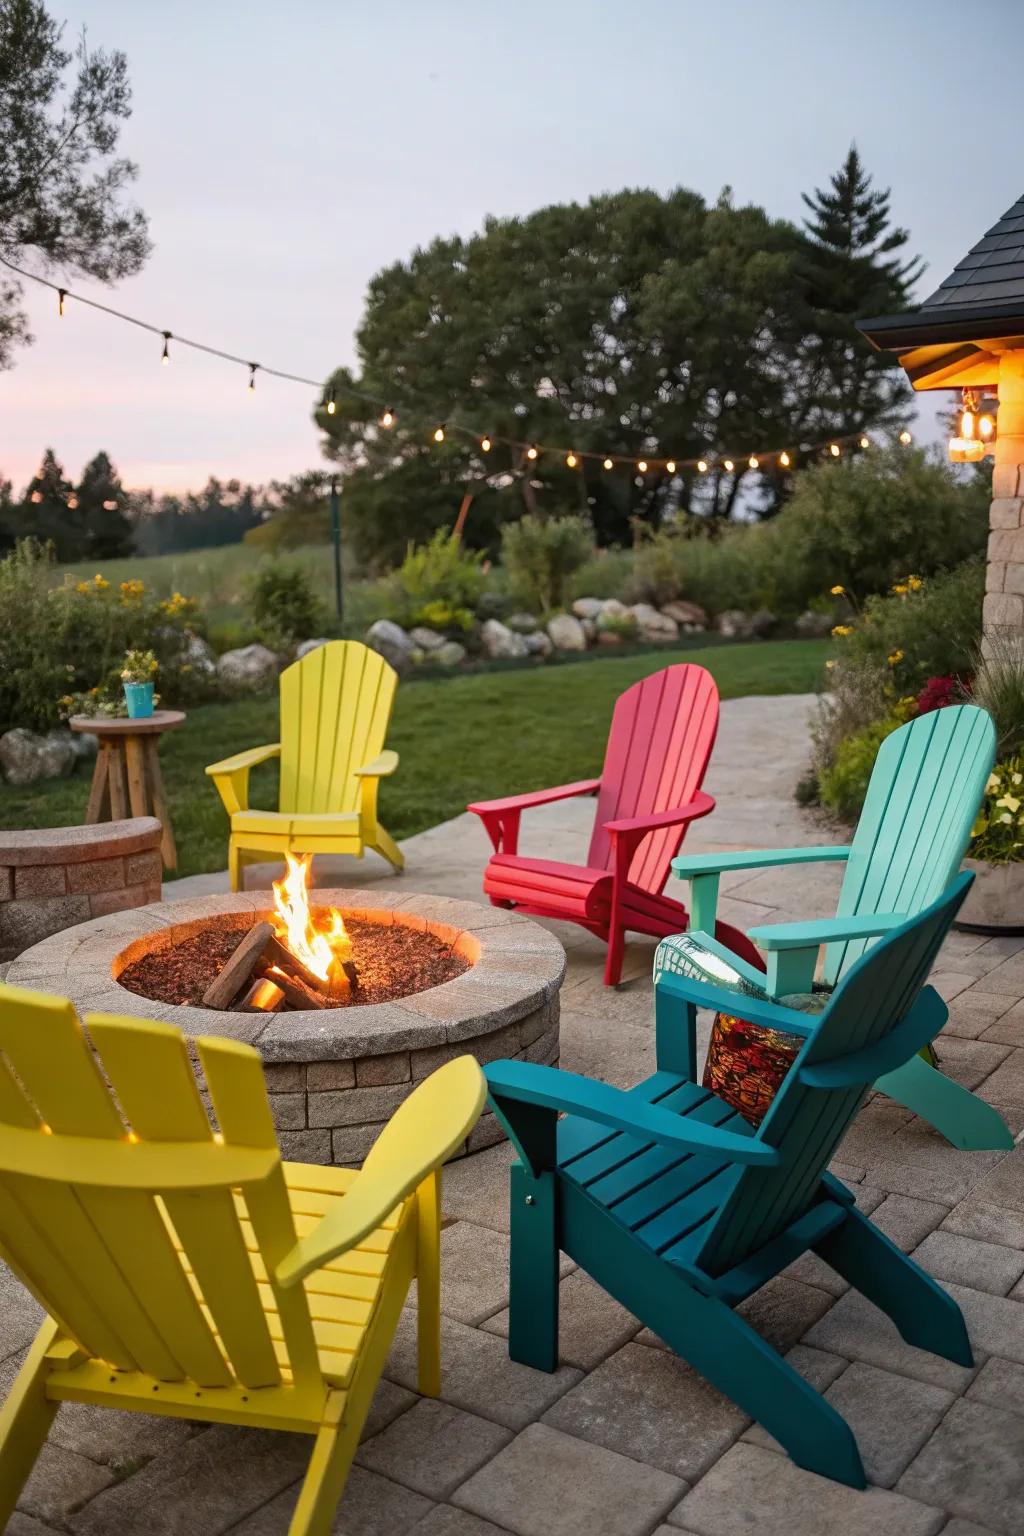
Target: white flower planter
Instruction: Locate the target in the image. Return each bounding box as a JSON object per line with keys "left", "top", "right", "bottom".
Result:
{"left": 956, "top": 858, "right": 1024, "bottom": 934}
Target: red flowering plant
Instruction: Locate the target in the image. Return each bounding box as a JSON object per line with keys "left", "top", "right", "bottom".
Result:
{"left": 916, "top": 674, "right": 967, "bottom": 716}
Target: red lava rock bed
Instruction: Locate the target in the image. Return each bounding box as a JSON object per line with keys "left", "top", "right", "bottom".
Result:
{"left": 117, "top": 919, "right": 470, "bottom": 1008}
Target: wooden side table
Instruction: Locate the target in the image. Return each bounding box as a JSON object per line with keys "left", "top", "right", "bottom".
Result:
{"left": 70, "top": 711, "right": 186, "bottom": 871}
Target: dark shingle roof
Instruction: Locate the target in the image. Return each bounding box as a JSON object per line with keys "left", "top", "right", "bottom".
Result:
{"left": 917, "top": 196, "right": 1024, "bottom": 313}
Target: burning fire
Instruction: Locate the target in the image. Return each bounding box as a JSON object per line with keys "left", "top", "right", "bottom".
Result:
{"left": 271, "top": 853, "right": 354, "bottom": 994}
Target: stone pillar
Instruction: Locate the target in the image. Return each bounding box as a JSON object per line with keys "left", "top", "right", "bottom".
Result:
{"left": 983, "top": 349, "right": 1024, "bottom": 654}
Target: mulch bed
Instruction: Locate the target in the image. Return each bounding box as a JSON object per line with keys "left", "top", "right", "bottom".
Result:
{"left": 118, "top": 919, "right": 469, "bottom": 1008}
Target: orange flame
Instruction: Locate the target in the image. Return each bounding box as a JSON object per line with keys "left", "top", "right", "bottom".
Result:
{"left": 271, "top": 853, "right": 352, "bottom": 989}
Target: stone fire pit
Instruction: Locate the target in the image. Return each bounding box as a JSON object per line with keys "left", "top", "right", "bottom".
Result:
{"left": 5, "top": 888, "right": 565, "bottom": 1164}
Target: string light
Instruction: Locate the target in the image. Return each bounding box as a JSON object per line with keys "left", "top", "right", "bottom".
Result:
{"left": 57, "top": 288, "right": 66, "bottom": 317}
{"left": 666, "top": 459, "right": 676, "bottom": 474}
{"left": 325, "top": 386, "right": 336, "bottom": 416}
{"left": 723, "top": 458, "right": 734, "bottom": 473}
{"left": 433, "top": 424, "right": 446, "bottom": 443}
{"left": 697, "top": 459, "right": 709, "bottom": 473}
{"left": 899, "top": 429, "right": 912, "bottom": 445}
{"left": 526, "top": 444, "right": 539, "bottom": 460}
{"left": 748, "top": 455, "right": 759, "bottom": 470}
{"left": 637, "top": 460, "right": 648, "bottom": 473}
{"left": 603, "top": 457, "right": 614, "bottom": 470}
{"left": 829, "top": 443, "right": 841, "bottom": 457}
{"left": 779, "top": 451, "right": 791, "bottom": 468}
{"left": 480, "top": 434, "right": 492, "bottom": 452}
{"left": 381, "top": 406, "right": 395, "bottom": 428}
{"left": 248, "top": 363, "right": 257, "bottom": 392}
{"left": 566, "top": 451, "right": 578, "bottom": 468}
{"left": 859, "top": 435, "right": 870, "bottom": 449}
{"left": 67, "top": 495, "right": 78, "bottom": 509}
{"left": 161, "top": 331, "right": 171, "bottom": 365}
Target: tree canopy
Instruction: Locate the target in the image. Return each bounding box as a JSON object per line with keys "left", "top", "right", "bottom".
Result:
{"left": 318, "top": 157, "right": 920, "bottom": 561}
{"left": 0, "top": 0, "right": 149, "bottom": 368}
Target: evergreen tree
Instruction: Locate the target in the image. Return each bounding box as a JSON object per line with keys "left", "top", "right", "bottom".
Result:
{"left": 790, "top": 146, "right": 924, "bottom": 446}
{"left": 77, "top": 451, "right": 133, "bottom": 557}
{"left": 20, "top": 448, "right": 82, "bottom": 558}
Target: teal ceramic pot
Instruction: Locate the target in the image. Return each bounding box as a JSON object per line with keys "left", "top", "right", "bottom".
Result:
{"left": 123, "top": 681, "right": 155, "bottom": 719}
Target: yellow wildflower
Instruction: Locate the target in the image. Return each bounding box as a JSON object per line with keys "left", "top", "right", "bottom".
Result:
{"left": 831, "top": 624, "right": 852, "bottom": 638}
{"left": 119, "top": 579, "right": 145, "bottom": 601}
{"left": 987, "top": 773, "right": 1002, "bottom": 793}
{"left": 891, "top": 582, "right": 908, "bottom": 596}
{"left": 907, "top": 575, "right": 923, "bottom": 591}
{"left": 93, "top": 574, "right": 109, "bottom": 590}
{"left": 824, "top": 659, "right": 836, "bottom": 671}
{"left": 887, "top": 650, "right": 904, "bottom": 666}
{"left": 830, "top": 585, "right": 845, "bottom": 596}
{"left": 1013, "top": 772, "right": 1023, "bottom": 787}
{"left": 997, "top": 794, "right": 1022, "bottom": 814}
{"left": 1000, "top": 812, "right": 1014, "bottom": 825}
{"left": 75, "top": 580, "right": 91, "bottom": 594}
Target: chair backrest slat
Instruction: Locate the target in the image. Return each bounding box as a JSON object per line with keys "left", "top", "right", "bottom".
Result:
{"left": 824, "top": 705, "right": 994, "bottom": 984}
{"left": 587, "top": 665, "right": 719, "bottom": 892}
{"left": 697, "top": 876, "right": 970, "bottom": 1276}
{"left": 278, "top": 642, "right": 397, "bottom": 817}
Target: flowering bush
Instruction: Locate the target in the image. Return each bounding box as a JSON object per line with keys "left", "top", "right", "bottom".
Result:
{"left": 970, "top": 760, "right": 1024, "bottom": 864}
{"left": 121, "top": 648, "right": 158, "bottom": 685}
{"left": 916, "top": 675, "right": 961, "bottom": 715}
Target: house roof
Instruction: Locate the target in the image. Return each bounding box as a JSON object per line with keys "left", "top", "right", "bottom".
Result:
{"left": 858, "top": 195, "right": 1024, "bottom": 390}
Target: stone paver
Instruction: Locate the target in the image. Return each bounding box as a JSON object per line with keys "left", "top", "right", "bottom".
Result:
{"left": 454, "top": 1423, "right": 685, "bottom": 1536}
{"left": 11, "top": 691, "right": 1024, "bottom": 1534}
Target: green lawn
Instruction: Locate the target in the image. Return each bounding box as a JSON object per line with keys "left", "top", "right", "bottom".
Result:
{"left": 0, "top": 640, "right": 828, "bottom": 879}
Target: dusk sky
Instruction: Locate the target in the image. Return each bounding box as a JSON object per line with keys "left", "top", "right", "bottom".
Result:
{"left": 3, "top": 0, "right": 1024, "bottom": 495}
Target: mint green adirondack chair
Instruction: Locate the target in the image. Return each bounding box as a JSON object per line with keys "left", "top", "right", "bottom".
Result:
{"left": 485, "top": 876, "right": 977, "bottom": 1488}
{"left": 666, "top": 703, "right": 1010, "bottom": 1150}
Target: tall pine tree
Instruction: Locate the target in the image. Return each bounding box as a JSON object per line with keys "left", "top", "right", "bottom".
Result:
{"left": 20, "top": 448, "right": 84, "bottom": 558}
{"left": 793, "top": 145, "right": 923, "bottom": 442}
{"left": 77, "top": 451, "right": 133, "bottom": 558}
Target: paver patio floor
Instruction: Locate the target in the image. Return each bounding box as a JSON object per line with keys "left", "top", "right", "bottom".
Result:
{"left": 7, "top": 694, "right": 1024, "bottom": 1535}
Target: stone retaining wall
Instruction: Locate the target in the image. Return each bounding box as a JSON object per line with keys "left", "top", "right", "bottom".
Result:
{"left": 0, "top": 818, "right": 163, "bottom": 961}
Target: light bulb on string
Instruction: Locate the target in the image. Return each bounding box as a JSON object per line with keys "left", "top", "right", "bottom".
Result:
{"left": 433, "top": 424, "right": 446, "bottom": 444}
{"left": 666, "top": 460, "right": 676, "bottom": 474}
{"left": 381, "top": 406, "right": 395, "bottom": 428}
{"left": 723, "top": 459, "right": 734, "bottom": 473}
{"left": 859, "top": 435, "right": 870, "bottom": 449}
{"left": 748, "top": 455, "right": 759, "bottom": 470}
{"left": 829, "top": 443, "right": 841, "bottom": 458}
{"left": 480, "top": 435, "right": 492, "bottom": 452}
{"left": 67, "top": 495, "right": 78, "bottom": 510}
{"left": 161, "top": 331, "right": 171, "bottom": 366}
{"left": 637, "top": 460, "right": 648, "bottom": 473}
{"left": 603, "top": 457, "right": 614, "bottom": 470}
{"left": 899, "top": 429, "right": 912, "bottom": 445}
{"left": 566, "top": 451, "right": 578, "bottom": 468}
{"left": 58, "top": 289, "right": 66, "bottom": 317}
{"left": 325, "top": 387, "right": 336, "bottom": 416}
{"left": 248, "top": 363, "right": 257, "bottom": 393}
{"left": 526, "top": 444, "right": 539, "bottom": 461}
{"left": 697, "top": 459, "right": 709, "bottom": 473}
{"left": 779, "top": 451, "right": 791, "bottom": 468}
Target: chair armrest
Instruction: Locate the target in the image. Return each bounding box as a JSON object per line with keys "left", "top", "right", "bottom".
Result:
{"left": 205, "top": 743, "right": 281, "bottom": 778}
{"left": 671, "top": 845, "right": 851, "bottom": 879}
{"left": 275, "top": 1177, "right": 408, "bottom": 1289}
{"left": 353, "top": 750, "right": 399, "bottom": 778}
{"left": 469, "top": 779, "right": 600, "bottom": 816}
{"left": 605, "top": 792, "right": 715, "bottom": 838}
{"left": 205, "top": 744, "right": 281, "bottom": 818}
{"left": 748, "top": 912, "right": 906, "bottom": 999}
{"left": 468, "top": 779, "right": 601, "bottom": 857}
{"left": 799, "top": 987, "right": 947, "bottom": 1088}
{"left": 654, "top": 966, "right": 818, "bottom": 1039}
{"left": 485, "top": 1060, "right": 782, "bottom": 1178}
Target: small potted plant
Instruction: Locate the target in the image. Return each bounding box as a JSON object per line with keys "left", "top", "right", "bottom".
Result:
{"left": 121, "top": 649, "right": 158, "bottom": 719}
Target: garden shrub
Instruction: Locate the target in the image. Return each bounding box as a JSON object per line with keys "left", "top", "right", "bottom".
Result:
{"left": 501, "top": 515, "right": 594, "bottom": 614}
{"left": 0, "top": 540, "right": 210, "bottom": 732}
{"left": 969, "top": 633, "right": 1024, "bottom": 757}
{"left": 627, "top": 523, "right": 777, "bottom": 616}
{"left": 970, "top": 756, "right": 1024, "bottom": 864}
{"left": 380, "top": 530, "right": 487, "bottom": 631}
{"left": 837, "top": 560, "right": 984, "bottom": 694}
{"left": 568, "top": 547, "right": 636, "bottom": 602}
{"left": 817, "top": 702, "right": 916, "bottom": 821}
{"left": 245, "top": 558, "right": 327, "bottom": 649}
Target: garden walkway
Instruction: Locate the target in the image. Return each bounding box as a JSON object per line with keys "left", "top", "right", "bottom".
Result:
{"left": 7, "top": 693, "right": 1024, "bottom": 1536}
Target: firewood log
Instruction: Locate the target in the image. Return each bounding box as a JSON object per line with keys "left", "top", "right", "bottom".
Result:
{"left": 202, "top": 922, "right": 274, "bottom": 1009}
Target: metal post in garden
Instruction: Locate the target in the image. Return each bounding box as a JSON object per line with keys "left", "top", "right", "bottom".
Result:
{"left": 329, "top": 475, "right": 343, "bottom": 622}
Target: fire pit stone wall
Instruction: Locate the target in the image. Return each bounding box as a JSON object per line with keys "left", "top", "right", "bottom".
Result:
{"left": 5, "top": 888, "right": 565, "bottom": 1164}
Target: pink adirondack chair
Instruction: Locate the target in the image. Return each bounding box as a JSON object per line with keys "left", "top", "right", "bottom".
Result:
{"left": 469, "top": 664, "right": 744, "bottom": 985}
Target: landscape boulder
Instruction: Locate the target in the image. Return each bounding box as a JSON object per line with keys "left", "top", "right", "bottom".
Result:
{"left": 795, "top": 610, "right": 835, "bottom": 639}
{"left": 480, "top": 619, "right": 529, "bottom": 660}
{"left": 748, "top": 608, "right": 778, "bottom": 638}
{"left": 295, "top": 637, "right": 330, "bottom": 660}
{"left": 629, "top": 603, "right": 679, "bottom": 643}
{"left": 183, "top": 629, "right": 218, "bottom": 675}
{"left": 435, "top": 640, "right": 468, "bottom": 667}
{"left": 596, "top": 607, "right": 636, "bottom": 634}
{"left": 547, "top": 613, "right": 587, "bottom": 651}
{"left": 0, "top": 729, "right": 77, "bottom": 786}
{"left": 216, "top": 643, "right": 280, "bottom": 690}
{"left": 715, "top": 609, "right": 751, "bottom": 639}
{"left": 571, "top": 597, "right": 604, "bottom": 620}
{"left": 505, "top": 612, "right": 540, "bottom": 635}
{"left": 660, "top": 599, "right": 708, "bottom": 629}
{"left": 366, "top": 619, "right": 416, "bottom": 671}
{"left": 409, "top": 626, "right": 447, "bottom": 651}
{"left": 599, "top": 598, "right": 630, "bottom": 619}
{"left": 524, "top": 630, "right": 553, "bottom": 657}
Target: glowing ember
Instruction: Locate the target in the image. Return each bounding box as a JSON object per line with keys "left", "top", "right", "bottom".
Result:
{"left": 271, "top": 853, "right": 354, "bottom": 993}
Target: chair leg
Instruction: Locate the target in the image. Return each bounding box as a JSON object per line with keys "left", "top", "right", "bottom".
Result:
{"left": 508, "top": 1163, "right": 559, "bottom": 1371}
{"left": 875, "top": 1053, "right": 1013, "bottom": 1150}
{"left": 416, "top": 1171, "right": 442, "bottom": 1398}
{"left": 0, "top": 1319, "right": 59, "bottom": 1528}
{"left": 603, "top": 922, "right": 625, "bottom": 987}
{"left": 815, "top": 1204, "right": 973, "bottom": 1366}
{"left": 370, "top": 826, "right": 404, "bottom": 872}
{"left": 288, "top": 1398, "right": 359, "bottom": 1536}
{"left": 229, "top": 839, "right": 244, "bottom": 893}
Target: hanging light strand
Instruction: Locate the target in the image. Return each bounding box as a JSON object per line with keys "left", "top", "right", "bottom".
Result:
{"left": 0, "top": 252, "right": 912, "bottom": 473}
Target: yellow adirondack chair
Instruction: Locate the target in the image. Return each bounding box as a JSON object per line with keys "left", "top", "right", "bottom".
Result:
{"left": 0, "top": 983, "right": 485, "bottom": 1536}
{"left": 206, "top": 640, "right": 404, "bottom": 890}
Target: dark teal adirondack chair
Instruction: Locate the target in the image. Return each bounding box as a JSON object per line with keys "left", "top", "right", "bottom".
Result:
{"left": 485, "top": 876, "right": 976, "bottom": 1489}
{"left": 667, "top": 703, "right": 1011, "bottom": 1150}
